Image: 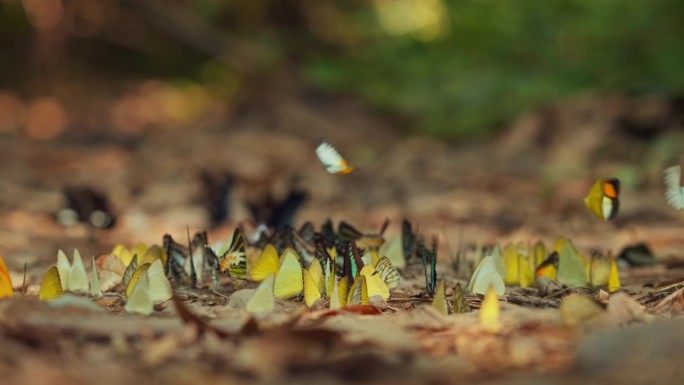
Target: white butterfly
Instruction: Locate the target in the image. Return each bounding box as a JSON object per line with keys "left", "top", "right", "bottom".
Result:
{"left": 315, "top": 141, "right": 354, "bottom": 175}
{"left": 664, "top": 165, "right": 684, "bottom": 210}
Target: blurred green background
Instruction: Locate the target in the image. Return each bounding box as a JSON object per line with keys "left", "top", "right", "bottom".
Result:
{"left": 1, "top": 0, "right": 683, "bottom": 139}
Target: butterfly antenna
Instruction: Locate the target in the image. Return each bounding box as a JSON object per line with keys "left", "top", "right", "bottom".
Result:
{"left": 21, "top": 262, "right": 28, "bottom": 295}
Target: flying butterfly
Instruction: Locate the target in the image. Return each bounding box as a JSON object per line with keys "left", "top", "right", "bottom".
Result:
{"left": 316, "top": 141, "right": 355, "bottom": 175}
{"left": 664, "top": 165, "right": 684, "bottom": 210}
{"left": 55, "top": 186, "right": 116, "bottom": 229}
{"left": 584, "top": 178, "right": 620, "bottom": 220}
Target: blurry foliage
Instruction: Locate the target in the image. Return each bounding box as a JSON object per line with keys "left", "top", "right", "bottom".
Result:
{"left": 305, "top": 0, "right": 684, "bottom": 138}
{"left": 1, "top": 0, "right": 684, "bottom": 140}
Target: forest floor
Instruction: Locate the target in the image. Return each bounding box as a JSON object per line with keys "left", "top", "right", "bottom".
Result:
{"left": 1, "top": 85, "right": 684, "bottom": 385}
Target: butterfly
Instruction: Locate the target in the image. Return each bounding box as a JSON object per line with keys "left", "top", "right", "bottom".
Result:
{"left": 273, "top": 247, "right": 304, "bottom": 299}
{"left": 249, "top": 244, "right": 279, "bottom": 282}
{"left": 0, "top": 255, "right": 13, "bottom": 298}
{"left": 55, "top": 186, "right": 116, "bottom": 229}
{"left": 587, "top": 252, "right": 621, "bottom": 292}
{"left": 303, "top": 259, "right": 325, "bottom": 307}
{"left": 664, "top": 165, "right": 684, "bottom": 210}
{"left": 56, "top": 249, "right": 89, "bottom": 294}
{"left": 402, "top": 219, "right": 418, "bottom": 263}
{"left": 246, "top": 273, "right": 276, "bottom": 315}
{"left": 90, "top": 256, "right": 102, "bottom": 298}
{"left": 316, "top": 141, "right": 355, "bottom": 175}
{"left": 502, "top": 242, "right": 535, "bottom": 288}
{"left": 467, "top": 255, "right": 505, "bottom": 296}
{"left": 124, "top": 272, "right": 153, "bottom": 316}
{"left": 206, "top": 227, "right": 247, "bottom": 278}
{"left": 584, "top": 178, "right": 620, "bottom": 220}
{"left": 39, "top": 266, "right": 63, "bottom": 301}
{"left": 536, "top": 251, "right": 559, "bottom": 281}
{"left": 198, "top": 170, "right": 235, "bottom": 228}
{"left": 379, "top": 236, "right": 406, "bottom": 269}
{"left": 431, "top": 280, "right": 448, "bottom": 315}
{"left": 338, "top": 219, "right": 388, "bottom": 254}
{"left": 556, "top": 238, "right": 587, "bottom": 287}
{"left": 418, "top": 238, "right": 438, "bottom": 296}
{"left": 452, "top": 282, "right": 469, "bottom": 314}
{"left": 246, "top": 189, "right": 308, "bottom": 232}
{"left": 374, "top": 256, "right": 400, "bottom": 290}
{"left": 479, "top": 284, "right": 500, "bottom": 333}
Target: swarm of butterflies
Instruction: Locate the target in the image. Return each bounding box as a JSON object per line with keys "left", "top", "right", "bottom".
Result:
{"left": 3, "top": 142, "right": 684, "bottom": 320}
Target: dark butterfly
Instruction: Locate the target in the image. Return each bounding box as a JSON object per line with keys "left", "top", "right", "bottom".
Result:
{"left": 198, "top": 170, "right": 235, "bottom": 228}
{"left": 55, "top": 186, "right": 116, "bottom": 229}
{"left": 341, "top": 240, "right": 365, "bottom": 287}
{"left": 402, "top": 219, "right": 417, "bottom": 262}
{"left": 246, "top": 188, "right": 308, "bottom": 231}
{"left": 419, "top": 237, "right": 438, "bottom": 296}
{"left": 163, "top": 233, "right": 194, "bottom": 287}
{"left": 337, "top": 218, "right": 389, "bottom": 254}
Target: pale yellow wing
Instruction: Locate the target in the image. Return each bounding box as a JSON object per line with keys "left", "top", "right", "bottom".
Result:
{"left": 303, "top": 269, "right": 322, "bottom": 308}
{"left": 246, "top": 273, "right": 275, "bottom": 315}
{"left": 147, "top": 259, "right": 172, "bottom": 304}
{"left": 126, "top": 263, "right": 151, "bottom": 298}
{"left": 68, "top": 249, "right": 89, "bottom": 294}
{"left": 124, "top": 273, "right": 153, "bottom": 316}
{"left": 273, "top": 249, "right": 303, "bottom": 299}
{"left": 56, "top": 249, "right": 70, "bottom": 291}
{"left": 375, "top": 256, "right": 400, "bottom": 290}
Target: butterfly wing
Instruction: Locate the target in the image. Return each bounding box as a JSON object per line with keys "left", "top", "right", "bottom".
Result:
{"left": 303, "top": 268, "right": 322, "bottom": 307}
{"left": 431, "top": 280, "right": 448, "bottom": 315}
{"left": 360, "top": 265, "right": 389, "bottom": 301}
{"left": 124, "top": 273, "right": 153, "bottom": 316}
{"left": 68, "top": 250, "right": 89, "bottom": 294}
{"left": 273, "top": 248, "right": 303, "bottom": 299}
{"left": 375, "top": 256, "right": 400, "bottom": 290}
{"left": 147, "top": 259, "right": 173, "bottom": 304}
{"left": 0, "top": 255, "right": 13, "bottom": 298}
{"left": 249, "top": 244, "right": 280, "bottom": 282}
{"left": 39, "top": 266, "right": 63, "bottom": 301}
{"left": 219, "top": 228, "right": 247, "bottom": 278}
{"left": 316, "top": 141, "right": 353, "bottom": 174}
{"left": 664, "top": 165, "right": 684, "bottom": 210}
{"left": 56, "top": 249, "right": 70, "bottom": 291}
{"left": 246, "top": 273, "right": 276, "bottom": 315}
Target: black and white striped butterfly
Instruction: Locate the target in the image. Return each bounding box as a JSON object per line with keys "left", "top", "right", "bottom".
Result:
{"left": 664, "top": 165, "right": 684, "bottom": 210}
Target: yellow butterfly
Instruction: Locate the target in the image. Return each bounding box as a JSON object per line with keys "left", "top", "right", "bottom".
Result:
{"left": 316, "top": 141, "right": 355, "bottom": 175}
{"left": 0, "top": 255, "right": 13, "bottom": 298}
{"left": 480, "top": 284, "right": 500, "bottom": 333}
{"left": 360, "top": 264, "right": 390, "bottom": 301}
{"left": 347, "top": 274, "right": 368, "bottom": 305}
{"left": 431, "top": 280, "right": 448, "bottom": 315}
{"left": 467, "top": 256, "right": 505, "bottom": 296}
{"left": 303, "top": 268, "right": 322, "bottom": 307}
{"left": 329, "top": 276, "right": 342, "bottom": 310}
{"left": 39, "top": 266, "right": 63, "bottom": 301}
{"left": 126, "top": 263, "right": 151, "bottom": 298}
{"left": 502, "top": 243, "right": 534, "bottom": 288}
{"left": 246, "top": 273, "right": 275, "bottom": 315}
{"left": 273, "top": 248, "right": 303, "bottom": 299}
{"left": 584, "top": 178, "right": 620, "bottom": 220}
{"left": 249, "top": 244, "right": 279, "bottom": 282}
{"left": 587, "top": 252, "right": 621, "bottom": 292}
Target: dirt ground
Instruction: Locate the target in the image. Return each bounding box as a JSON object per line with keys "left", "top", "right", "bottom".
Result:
{"left": 1, "top": 88, "right": 684, "bottom": 385}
